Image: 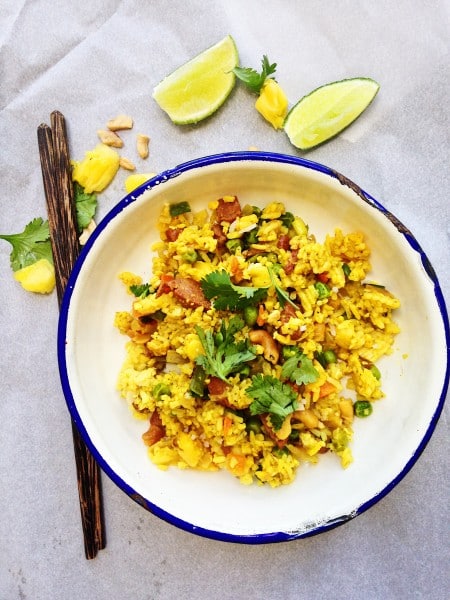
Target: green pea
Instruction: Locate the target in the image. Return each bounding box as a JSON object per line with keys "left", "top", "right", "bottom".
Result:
{"left": 225, "top": 239, "right": 242, "bottom": 254}
{"left": 323, "top": 349, "right": 337, "bottom": 364}
{"left": 282, "top": 345, "right": 300, "bottom": 360}
{"left": 354, "top": 400, "right": 373, "bottom": 418}
{"left": 243, "top": 305, "right": 258, "bottom": 327}
{"left": 370, "top": 365, "right": 381, "bottom": 380}
{"left": 181, "top": 248, "right": 198, "bottom": 263}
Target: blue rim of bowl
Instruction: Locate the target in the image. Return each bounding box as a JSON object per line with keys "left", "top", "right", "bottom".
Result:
{"left": 58, "top": 151, "right": 450, "bottom": 544}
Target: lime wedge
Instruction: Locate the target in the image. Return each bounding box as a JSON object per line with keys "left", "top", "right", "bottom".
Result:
{"left": 284, "top": 77, "right": 380, "bottom": 150}
{"left": 152, "top": 35, "right": 239, "bottom": 125}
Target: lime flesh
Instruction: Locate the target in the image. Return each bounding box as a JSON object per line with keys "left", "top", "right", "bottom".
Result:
{"left": 152, "top": 35, "right": 239, "bottom": 125}
{"left": 284, "top": 77, "right": 380, "bottom": 150}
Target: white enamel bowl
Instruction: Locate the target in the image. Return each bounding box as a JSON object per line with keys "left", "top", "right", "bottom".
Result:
{"left": 58, "top": 152, "right": 449, "bottom": 543}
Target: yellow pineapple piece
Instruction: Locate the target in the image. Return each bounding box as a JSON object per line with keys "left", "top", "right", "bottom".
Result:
{"left": 124, "top": 173, "right": 156, "bottom": 193}
{"left": 14, "top": 259, "right": 55, "bottom": 293}
{"left": 72, "top": 143, "right": 120, "bottom": 193}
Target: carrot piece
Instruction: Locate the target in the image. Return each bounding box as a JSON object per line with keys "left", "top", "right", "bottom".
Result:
{"left": 226, "top": 453, "right": 247, "bottom": 476}
{"left": 256, "top": 304, "right": 267, "bottom": 326}
{"left": 223, "top": 415, "right": 233, "bottom": 436}
{"left": 230, "top": 256, "right": 244, "bottom": 282}
{"left": 319, "top": 381, "right": 336, "bottom": 398}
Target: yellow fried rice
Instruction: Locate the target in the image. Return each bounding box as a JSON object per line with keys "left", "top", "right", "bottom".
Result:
{"left": 114, "top": 196, "right": 400, "bottom": 487}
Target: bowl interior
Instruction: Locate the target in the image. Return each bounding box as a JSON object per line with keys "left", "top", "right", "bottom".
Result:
{"left": 60, "top": 155, "right": 448, "bottom": 541}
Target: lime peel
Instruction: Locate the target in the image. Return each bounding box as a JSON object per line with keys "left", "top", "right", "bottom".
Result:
{"left": 152, "top": 35, "right": 239, "bottom": 125}
{"left": 283, "top": 77, "right": 380, "bottom": 150}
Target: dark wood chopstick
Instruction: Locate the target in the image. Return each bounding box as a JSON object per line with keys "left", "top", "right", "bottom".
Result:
{"left": 37, "top": 111, "right": 106, "bottom": 559}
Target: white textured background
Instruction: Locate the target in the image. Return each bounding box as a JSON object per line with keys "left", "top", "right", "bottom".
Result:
{"left": 1, "top": 1, "right": 449, "bottom": 599}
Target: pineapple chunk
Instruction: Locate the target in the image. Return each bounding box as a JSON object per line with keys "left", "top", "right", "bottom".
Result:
{"left": 177, "top": 432, "right": 203, "bottom": 467}
{"left": 335, "top": 319, "right": 365, "bottom": 350}
{"left": 124, "top": 173, "right": 156, "bottom": 194}
{"left": 300, "top": 431, "right": 325, "bottom": 456}
{"left": 247, "top": 263, "right": 271, "bottom": 287}
{"left": 72, "top": 143, "right": 120, "bottom": 193}
{"left": 13, "top": 258, "right": 55, "bottom": 293}
{"left": 183, "top": 333, "right": 203, "bottom": 362}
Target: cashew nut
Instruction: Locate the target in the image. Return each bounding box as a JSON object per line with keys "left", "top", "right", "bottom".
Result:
{"left": 137, "top": 133, "right": 150, "bottom": 159}
{"left": 119, "top": 156, "right": 136, "bottom": 171}
{"left": 276, "top": 414, "right": 292, "bottom": 440}
{"left": 249, "top": 329, "right": 279, "bottom": 364}
{"left": 79, "top": 219, "right": 96, "bottom": 246}
{"left": 97, "top": 129, "right": 123, "bottom": 148}
{"left": 107, "top": 114, "right": 134, "bottom": 131}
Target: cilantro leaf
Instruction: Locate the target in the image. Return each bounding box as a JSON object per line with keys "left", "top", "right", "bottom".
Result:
{"left": 0, "top": 218, "right": 53, "bottom": 271}
{"left": 195, "top": 316, "right": 256, "bottom": 382}
{"left": 246, "top": 374, "right": 298, "bottom": 430}
{"left": 233, "top": 55, "right": 278, "bottom": 94}
{"left": 129, "top": 283, "right": 152, "bottom": 298}
{"left": 74, "top": 182, "right": 97, "bottom": 232}
{"left": 200, "top": 270, "right": 268, "bottom": 310}
{"left": 281, "top": 352, "right": 319, "bottom": 386}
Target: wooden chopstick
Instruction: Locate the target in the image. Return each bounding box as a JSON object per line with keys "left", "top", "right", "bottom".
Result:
{"left": 37, "top": 111, "right": 106, "bottom": 559}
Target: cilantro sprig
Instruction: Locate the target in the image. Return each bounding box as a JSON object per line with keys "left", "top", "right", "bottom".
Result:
{"left": 233, "top": 55, "right": 277, "bottom": 94}
{"left": 74, "top": 182, "right": 97, "bottom": 233}
{"left": 1, "top": 182, "right": 97, "bottom": 276}
{"left": 0, "top": 218, "right": 53, "bottom": 271}
{"left": 245, "top": 347, "right": 319, "bottom": 429}
{"left": 195, "top": 316, "right": 256, "bottom": 382}
{"left": 281, "top": 349, "right": 319, "bottom": 385}
{"left": 129, "top": 283, "right": 152, "bottom": 299}
{"left": 246, "top": 375, "right": 298, "bottom": 430}
{"left": 201, "top": 267, "right": 299, "bottom": 312}
{"left": 200, "top": 270, "right": 268, "bottom": 310}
